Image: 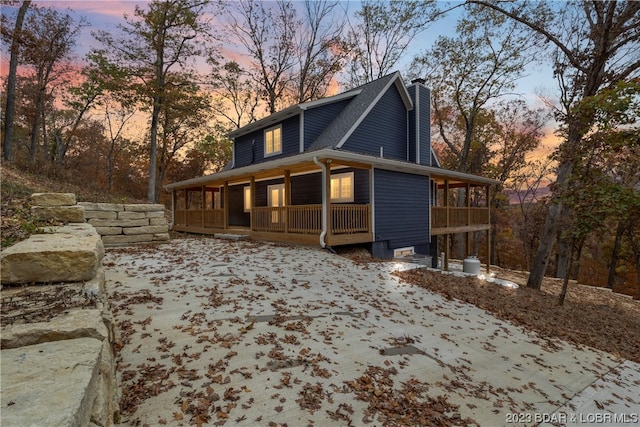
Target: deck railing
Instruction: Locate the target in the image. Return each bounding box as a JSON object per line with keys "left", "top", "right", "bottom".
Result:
{"left": 252, "top": 204, "right": 370, "bottom": 235}
{"left": 177, "top": 204, "right": 371, "bottom": 236}
{"left": 431, "top": 206, "right": 489, "bottom": 228}
{"left": 288, "top": 205, "right": 322, "bottom": 234}
{"left": 253, "top": 206, "right": 287, "bottom": 232}
{"left": 174, "top": 209, "right": 224, "bottom": 228}
{"left": 332, "top": 204, "right": 370, "bottom": 234}
{"left": 204, "top": 209, "right": 224, "bottom": 228}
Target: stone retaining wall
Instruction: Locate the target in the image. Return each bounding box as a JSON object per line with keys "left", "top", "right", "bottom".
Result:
{"left": 28, "top": 194, "right": 171, "bottom": 247}
{"left": 1, "top": 194, "right": 172, "bottom": 426}
{"left": 1, "top": 222, "right": 118, "bottom": 426}
{"left": 78, "top": 202, "right": 169, "bottom": 246}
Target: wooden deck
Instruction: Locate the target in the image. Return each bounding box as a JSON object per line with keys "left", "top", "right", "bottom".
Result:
{"left": 175, "top": 204, "right": 490, "bottom": 243}
{"left": 173, "top": 204, "right": 373, "bottom": 246}
{"left": 430, "top": 206, "right": 490, "bottom": 235}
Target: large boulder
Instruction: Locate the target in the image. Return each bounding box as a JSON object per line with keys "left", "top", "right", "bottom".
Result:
{"left": 31, "top": 205, "right": 85, "bottom": 223}
{"left": 30, "top": 192, "right": 76, "bottom": 207}
{"left": 0, "top": 224, "right": 104, "bottom": 284}
{"left": 0, "top": 338, "right": 103, "bottom": 427}
{"left": 1, "top": 308, "right": 109, "bottom": 349}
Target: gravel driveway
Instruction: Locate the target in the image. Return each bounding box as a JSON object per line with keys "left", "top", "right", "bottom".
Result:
{"left": 105, "top": 238, "right": 637, "bottom": 426}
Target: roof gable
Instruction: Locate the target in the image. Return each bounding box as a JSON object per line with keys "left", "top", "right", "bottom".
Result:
{"left": 227, "top": 89, "right": 361, "bottom": 140}
{"left": 227, "top": 72, "right": 414, "bottom": 153}
{"left": 307, "top": 72, "right": 413, "bottom": 152}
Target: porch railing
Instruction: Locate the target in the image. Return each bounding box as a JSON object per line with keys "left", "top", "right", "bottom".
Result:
{"left": 288, "top": 205, "right": 322, "bottom": 234}
{"left": 176, "top": 205, "right": 370, "bottom": 236}
{"left": 253, "top": 206, "right": 287, "bottom": 232}
{"left": 204, "top": 209, "right": 224, "bottom": 228}
{"left": 431, "top": 206, "right": 489, "bottom": 228}
{"left": 332, "top": 204, "right": 370, "bottom": 234}
{"left": 174, "top": 209, "right": 224, "bottom": 228}
{"left": 252, "top": 204, "right": 369, "bottom": 235}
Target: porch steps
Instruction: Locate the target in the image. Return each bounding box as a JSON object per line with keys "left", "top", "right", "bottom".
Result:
{"left": 214, "top": 233, "right": 250, "bottom": 241}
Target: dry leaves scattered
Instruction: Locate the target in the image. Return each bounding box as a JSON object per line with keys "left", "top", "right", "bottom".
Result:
{"left": 394, "top": 268, "right": 640, "bottom": 363}
{"left": 343, "top": 366, "right": 476, "bottom": 426}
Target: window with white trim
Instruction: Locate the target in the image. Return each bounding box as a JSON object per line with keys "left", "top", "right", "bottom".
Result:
{"left": 330, "top": 172, "right": 354, "bottom": 203}
{"left": 264, "top": 125, "right": 282, "bottom": 156}
{"left": 268, "top": 184, "right": 285, "bottom": 223}
{"left": 243, "top": 186, "right": 251, "bottom": 212}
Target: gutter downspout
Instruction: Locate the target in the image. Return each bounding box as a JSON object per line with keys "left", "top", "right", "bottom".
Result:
{"left": 313, "top": 156, "right": 327, "bottom": 248}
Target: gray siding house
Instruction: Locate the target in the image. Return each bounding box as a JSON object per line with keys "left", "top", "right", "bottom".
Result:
{"left": 166, "top": 72, "right": 498, "bottom": 263}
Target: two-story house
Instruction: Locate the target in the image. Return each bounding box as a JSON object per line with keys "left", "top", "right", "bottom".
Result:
{"left": 165, "top": 72, "right": 498, "bottom": 267}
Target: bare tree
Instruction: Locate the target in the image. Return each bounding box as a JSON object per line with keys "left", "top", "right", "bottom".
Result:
{"left": 507, "top": 159, "right": 554, "bottom": 270}
{"left": 1, "top": 0, "right": 31, "bottom": 162}
{"left": 346, "top": 0, "right": 440, "bottom": 86}
{"left": 155, "top": 75, "right": 210, "bottom": 199}
{"left": 412, "top": 5, "right": 540, "bottom": 259}
{"left": 222, "top": 0, "right": 298, "bottom": 114}
{"left": 470, "top": 0, "right": 640, "bottom": 290}
{"left": 293, "top": 0, "right": 347, "bottom": 103}
{"left": 207, "top": 59, "right": 259, "bottom": 129}
{"left": 17, "top": 6, "right": 85, "bottom": 166}
{"left": 102, "top": 98, "right": 136, "bottom": 191}
{"left": 412, "top": 6, "right": 535, "bottom": 175}
{"left": 94, "top": 0, "right": 213, "bottom": 202}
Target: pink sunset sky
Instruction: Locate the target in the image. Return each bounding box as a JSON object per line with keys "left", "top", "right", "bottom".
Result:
{"left": 0, "top": 0, "right": 561, "bottom": 156}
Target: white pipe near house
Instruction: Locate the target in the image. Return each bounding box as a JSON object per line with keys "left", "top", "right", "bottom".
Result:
{"left": 313, "top": 156, "right": 327, "bottom": 248}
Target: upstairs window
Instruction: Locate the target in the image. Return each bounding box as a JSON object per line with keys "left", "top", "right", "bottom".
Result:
{"left": 264, "top": 125, "right": 282, "bottom": 157}
{"left": 330, "top": 172, "right": 354, "bottom": 203}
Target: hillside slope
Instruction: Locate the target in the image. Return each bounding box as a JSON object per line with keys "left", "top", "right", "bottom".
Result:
{"left": 1, "top": 164, "right": 148, "bottom": 247}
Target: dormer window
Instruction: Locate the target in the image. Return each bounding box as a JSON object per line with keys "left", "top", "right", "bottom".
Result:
{"left": 264, "top": 125, "right": 282, "bottom": 157}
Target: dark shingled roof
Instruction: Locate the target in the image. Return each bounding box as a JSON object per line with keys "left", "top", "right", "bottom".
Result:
{"left": 306, "top": 72, "right": 406, "bottom": 152}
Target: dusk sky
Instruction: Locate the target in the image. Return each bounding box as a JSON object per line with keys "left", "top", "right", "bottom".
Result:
{"left": 1, "top": 0, "right": 560, "bottom": 154}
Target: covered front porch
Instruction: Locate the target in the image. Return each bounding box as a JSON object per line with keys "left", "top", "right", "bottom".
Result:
{"left": 169, "top": 156, "right": 374, "bottom": 247}
{"left": 166, "top": 149, "right": 498, "bottom": 255}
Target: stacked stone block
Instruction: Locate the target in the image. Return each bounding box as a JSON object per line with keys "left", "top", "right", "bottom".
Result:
{"left": 79, "top": 202, "right": 170, "bottom": 246}
{"left": 30, "top": 192, "right": 85, "bottom": 223}
{"left": 1, "top": 220, "right": 118, "bottom": 426}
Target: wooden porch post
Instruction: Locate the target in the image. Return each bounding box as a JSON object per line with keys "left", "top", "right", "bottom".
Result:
{"left": 465, "top": 182, "right": 471, "bottom": 258}
{"left": 250, "top": 176, "right": 255, "bottom": 231}
{"left": 201, "top": 185, "right": 205, "bottom": 228}
{"left": 223, "top": 181, "right": 229, "bottom": 229}
{"left": 284, "top": 170, "right": 291, "bottom": 233}
{"left": 486, "top": 184, "right": 491, "bottom": 273}
{"left": 444, "top": 179, "right": 449, "bottom": 271}
{"left": 171, "top": 190, "right": 175, "bottom": 226}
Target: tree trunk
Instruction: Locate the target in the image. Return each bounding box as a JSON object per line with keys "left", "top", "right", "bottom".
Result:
{"left": 148, "top": 100, "right": 160, "bottom": 203}
{"left": 521, "top": 213, "right": 531, "bottom": 271}
{"left": 572, "top": 238, "right": 584, "bottom": 281}
{"left": 108, "top": 154, "right": 115, "bottom": 191}
{"left": 527, "top": 156, "right": 574, "bottom": 289}
{"left": 527, "top": 200, "right": 562, "bottom": 289}
{"left": 3, "top": 0, "right": 30, "bottom": 162}
{"left": 156, "top": 163, "right": 166, "bottom": 205}
{"left": 558, "top": 240, "right": 575, "bottom": 306}
{"left": 607, "top": 220, "right": 626, "bottom": 289}
{"left": 555, "top": 236, "right": 570, "bottom": 279}
{"left": 28, "top": 88, "right": 44, "bottom": 166}
{"left": 627, "top": 231, "right": 640, "bottom": 301}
